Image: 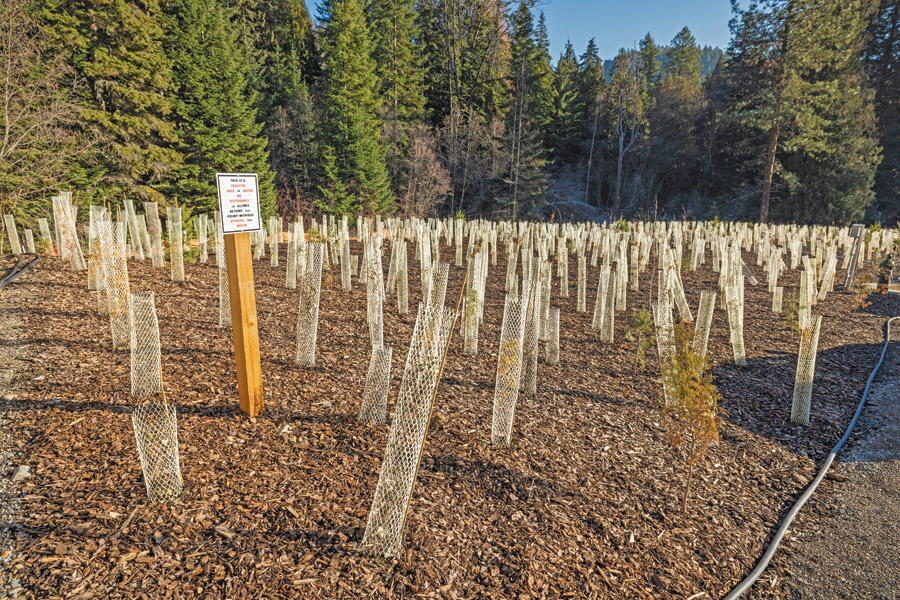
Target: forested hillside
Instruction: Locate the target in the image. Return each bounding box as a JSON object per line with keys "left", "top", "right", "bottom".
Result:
{"left": 2, "top": 0, "right": 898, "bottom": 225}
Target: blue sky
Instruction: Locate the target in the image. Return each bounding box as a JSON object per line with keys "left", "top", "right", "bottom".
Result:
{"left": 539, "top": 0, "right": 734, "bottom": 59}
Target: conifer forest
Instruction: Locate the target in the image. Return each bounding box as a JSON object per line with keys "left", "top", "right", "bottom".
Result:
{"left": 3, "top": 1, "right": 900, "bottom": 599}
{"left": 2, "top": 0, "right": 899, "bottom": 226}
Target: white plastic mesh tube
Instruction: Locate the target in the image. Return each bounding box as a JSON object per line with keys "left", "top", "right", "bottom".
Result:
{"left": 132, "top": 401, "right": 183, "bottom": 502}
{"left": 130, "top": 292, "right": 162, "bottom": 398}
{"left": 692, "top": 290, "right": 716, "bottom": 359}
{"left": 790, "top": 315, "right": 823, "bottom": 425}
{"left": 100, "top": 218, "right": 131, "bottom": 350}
{"left": 546, "top": 307, "right": 560, "bottom": 364}
{"left": 521, "top": 281, "right": 540, "bottom": 395}
{"left": 218, "top": 235, "right": 231, "bottom": 327}
{"left": 492, "top": 295, "right": 529, "bottom": 446}
{"left": 653, "top": 301, "right": 675, "bottom": 406}
{"left": 725, "top": 284, "right": 746, "bottom": 366}
{"left": 577, "top": 254, "right": 587, "bottom": 313}
{"left": 601, "top": 273, "right": 616, "bottom": 344}
{"left": 38, "top": 218, "right": 53, "bottom": 255}
{"left": 367, "top": 238, "right": 385, "bottom": 349}
{"left": 198, "top": 214, "right": 208, "bottom": 264}
{"left": 296, "top": 242, "right": 325, "bottom": 366}
{"left": 24, "top": 229, "right": 35, "bottom": 254}
{"left": 144, "top": 202, "right": 165, "bottom": 268}
{"left": 362, "top": 304, "right": 455, "bottom": 557}
{"left": 166, "top": 207, "right": 184, "bottom": 282}
{"left": 359, "top": 344, "right": 393, "bottom": 425}
{"left": 3, "top": 215, "right": 21, "bottom": 255}
{"left": 592, "top": 265, "right": 611, "bottom": 330}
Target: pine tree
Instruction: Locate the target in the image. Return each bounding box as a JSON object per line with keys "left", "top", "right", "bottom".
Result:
{"left": 417, "top": 0, "right": 510, "bottom": 126}
{"left": 580, "top": 38, "right": 608, "bottom": 206}
{"left": 163, "top": 0, "right": 276, "bottom": 216}
{"left": 665, "top": 26, "right": 702, "bottom": 84}
{"left": 639, "top": 33, "right": 661, "bottom": 89}
{"left": 506, "top": 1, "right": 549, "bottom": 216}
{"left": 320, "top": 0, "right": 393, "bottom": 216}
{"left": 534, "top": 12, "right": 556, "bottom": 132}
{"left": 37, "top": 0, "right": 182, "bottom": 195}
{"left": 254, "top": 0, "right": 319, "bottom": 122}
{"left": 548, "top": 41, "right": 582, "bottom": 162}
{"left": 726, "top": 0, "right": 881, "bottom": 223}
{"left": 865, "top": 0, "right": 900, "bottom": 220}
{"left": 369, "top": 0, "right": 426, "bottom": 123}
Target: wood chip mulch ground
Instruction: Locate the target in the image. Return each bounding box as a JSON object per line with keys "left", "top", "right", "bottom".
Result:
{"left": 0, "top": 244, "right": 897, "bottom": 600}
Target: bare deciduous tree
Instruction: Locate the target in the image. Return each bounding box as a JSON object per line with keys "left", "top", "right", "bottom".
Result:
{"left": 611, "top": 50, "right": 643, "bottom": 216}
{"left": 401, "top": 125, "right": 450, "bottom": 217}
{"left": 0, "top": 0, "right": 99, "bottom": 218}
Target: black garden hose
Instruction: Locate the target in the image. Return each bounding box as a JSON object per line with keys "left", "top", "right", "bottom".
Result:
{"left": 0, "top": 255, "right": 40, "bottom": 291}
{"left": 723, "top": 315, "right": 900, "bottom": 599}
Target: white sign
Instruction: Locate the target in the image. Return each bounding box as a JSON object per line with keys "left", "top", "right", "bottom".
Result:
{"left": 216, "top": 173, "right": 262, "bottom": 234}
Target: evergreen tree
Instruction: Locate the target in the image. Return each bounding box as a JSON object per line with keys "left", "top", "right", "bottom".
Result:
{"left": 578, "top": 38, "right": 605, "bottom": 122}
{"left": 534, "top": 12, "right": 557, "bottom": 132}
{"left": 639, "top": 33, "right": 661, "bottom": 89}
{"left": 163, "top": 0, "right": 276, "bottom": 216}
{"left": 665, "top": 26, "right": 702, "bottom": 84}
{"left": 369, "top": 0, "right": 426, "bottom": 123}
{"left": 726, "top": 0, "right": 881, "bottom": 223}
{"left": 865, "top": 0, "right": 900, "bottom": 220}
{"left": 506, "top": 0, "right": 548, "bottom": 216}
{"left": 548, "top": 41, "right": 582, "bottom": 162}
{"left": 320, "top": 0, "right": 393, "bottom": 216}
{"left": 37, "top": 0, "right": 182, "bottom": 195}
{"left": 417, "top": 0, "right": 510, "bottom": 126}
{"left": 579, "top": 38, "right": 607, "bottom": 206}
{"left": 254, "top": 0, "right": 319, "bottom": 121}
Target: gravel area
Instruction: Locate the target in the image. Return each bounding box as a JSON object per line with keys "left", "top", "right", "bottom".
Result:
{"left": 780, "top": 332, "right": 900, "bottom": 600}
{"left": 0, "top": 259, "right": 31, "bottom": 599}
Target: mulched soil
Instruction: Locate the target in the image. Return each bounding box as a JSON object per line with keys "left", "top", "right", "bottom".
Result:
{"left": 1, "top": 242, "right": 897, "bottom": 600}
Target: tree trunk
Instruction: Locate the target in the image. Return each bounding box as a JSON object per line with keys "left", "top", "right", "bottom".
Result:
{"left": 614, "top": 133, "right": 625, "bottom": 215}
{"left": 585, "top": 103, "right": 601, "bottom": 206}
{"left": 760, "top": 122, "right": 779, "bottom": 224}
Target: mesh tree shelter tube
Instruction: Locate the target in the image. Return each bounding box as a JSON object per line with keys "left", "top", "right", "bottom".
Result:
{"left": 132, "top": 400, "right": 183, "bottom": 503}
{"left": 652, "top": 301, "right": 675, "bottom": 406}
{"left": 38, "top": 218, "right": 53, "bottom": 255}
{"left": 166, "top": 207, "right": 184, "bottom": 282}
{"left": 521, "top": 279, "right": 541, "bottom": 395}
{"left": 367, "top": 238, "right": 385, "bottom": 349}
{"left": 692, "top": 290, "right": 716, "bottom": 359}
{"left": 790, "top": 315, "right": 823, "bottom": 425}
{"left": 546, "top": 307, "right": 560, "bottom": 363}
{"left": 577, "top": 254, "right": 587, "bottom": 312}
{"left": 296, "top": 242, "right": 325, "bottom": 367}
{"left": 3, "top": 215, "right": 21, "bottom": 255}
{"left": 144, "top": 202, "right": 164, "bottom": 268}
{"left": 129, "top": 292, "right": 183, "bottom": 502}
{"left": 100, "top": 219, "right": 130, "bottom": 350}
{"left": 491, "top": 294, "right": 529, "bottom": 446}
{"left": 362, "top": 304, "right": 457, "bottom": 557}
{"left": 130, "top": 292, "right": 161, "bottom": 397}
{"left": 359, "top": 345, "right": 393, "bottom": 425}
{"left": 217, "top": 235, "right": 231, "bottom": 327}
{"left": 725, "top": 284, "right": 746, "bottom": 366}
{"left": 124, "top": 200, "right": 145, "bottom": 261}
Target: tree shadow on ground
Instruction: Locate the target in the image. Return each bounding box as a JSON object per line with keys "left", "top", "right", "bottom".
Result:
{"left": 712, "top": 340, "right": 892, "bottom": 465}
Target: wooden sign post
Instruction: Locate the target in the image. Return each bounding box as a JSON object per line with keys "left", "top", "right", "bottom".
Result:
{"left": 216, "top": 173, "right": 264, "bottom": 417}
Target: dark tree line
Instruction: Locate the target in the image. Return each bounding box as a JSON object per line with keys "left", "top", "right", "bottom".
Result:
{"left": 2, "top": 0, "right": 897, "bottom": 225}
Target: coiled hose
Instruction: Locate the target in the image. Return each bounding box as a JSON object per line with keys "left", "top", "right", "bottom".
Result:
{"left": 723, "top": 315, "right": 899, "bottom": 599}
